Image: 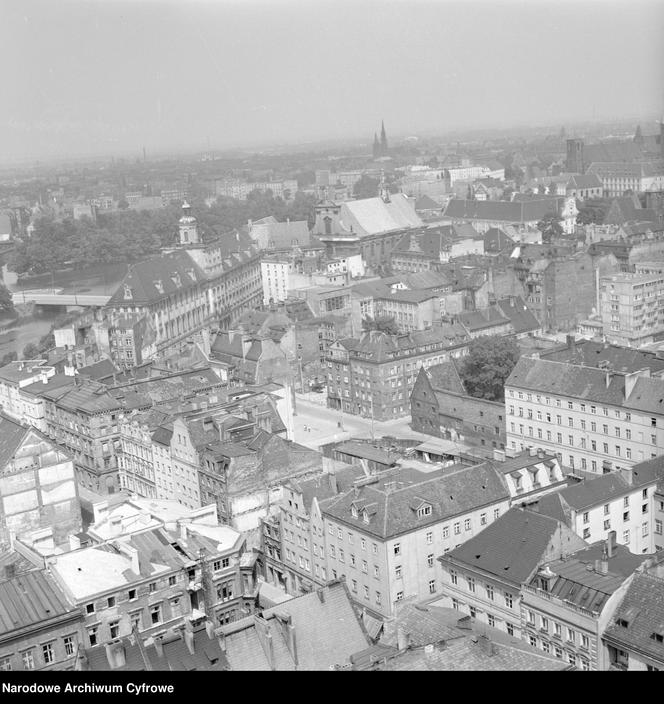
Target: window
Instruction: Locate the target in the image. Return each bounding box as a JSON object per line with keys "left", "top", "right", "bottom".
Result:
{"left": 529, "top": 635, "right": 537, "bottom": 648}
{"left": 168, "top": 576, "right": 177, "bottom": 586}
{"left": 553, "top": 622, "right": 562, "bottom": 638}
{"left": 486, "top": 584, "right": 494, "bottom": 600}
{"left": 150, "top": 604, "right": 162, "bottom": 625}
{"left": 396, "top": 591, "right": 404, "bottom": 602}
{"left": 395, "top": 565, "right": 402, "bottom": 579}
{"left": 504, "top": 593, "right": 513, "bottom": 609}
{"left": 604, "top": 504, "right": 610, "bottom": 515}
{"left": 527, "top": 610, "right": 535, "bottom": 625}
{"left": 464, "top": 518, "right": 471, "bottom": 531}
{"left": 467, "top": 577, "right": 476, "bottom": 593}
{"left": 454, "top": 522, "right": 461, "bottom": 535}
{"left": 583, "top": 512, "right": 589, "bottom": 524}
{"left": 88, "top": 627, "right": 98, "bottom": 647}
{"left": 604, "top": 519, "right": 611, "bottom": 530}
{"left": 542, "top": 641, "right": 550, "bottom": 654}
{"left": 376, "top": 591, "right": 382, "bottom": 605}
{"left": 417, "top": 505, "right": 432, "bottom": 518}
{"left": 554, "top": 646, "right": 563, "bottom": 659}
{"left": 643, "top": 523, "right": 650, "bottom": 537}
{"left": 480, "top": 513, "right": 487, "bottom": 525}
{"left": 86, "top": 603, "right": 95, "bottom": 615}
{"left": 42, "top": 643, "right": 54, "bottom": 665}
{"left": 64, "top": 636, "right": 75, "bottom": 657}
{"left": 128, "top": 589, "right": 137, "bottom": 601}
{"left": 393, "top": 543, "right": 401, "bottom": 555}
{"left": 22, "top": 650, "right": 35, "bottom": 670}
{"left": 583, "top": 528, "right": 591, "bottom": 539}
{"left": 488, "top": 614, "right": 495, "bottom": 627}
{"left": 494, "top": 509, "right": 500, "bottom": 519}
{"left": 149, "top": 582, "right": 157, "bottom": 593}
{"left": 567, "top": 628, "right": 575, "bottom": 644}
{"left": 0, "top": 657, "right": 11, "bottom": 671}
{"left": 623, "top": 530, "right": 631, "bottom": 544}
{"left": 442, "top": 526, "right": 449, "bottom": 539}
{"left": 107, "top": 596, "right": 116, "bottom": 608}
{"left": 109, "top": 621, "right": 120, "bottom": 639}
{"left": 429, "top": 580, "right": 436, "bottom": 594}
{"left": 351, "top": 579, "right": 357, "bottom": 593}
{"left": 427, "top": 554, "right": 434, "bottom": 568}
{"left": 581, "top": 634, "right": 589, "bottom": 650}
{"left": 450, "top": 570, "right": 458, "bottom": 585}
{"left": 656, "top": 520, "right": 662, "bottom": 535}
{"left": 506, "top": 623, "right": 514, "bottom": 636}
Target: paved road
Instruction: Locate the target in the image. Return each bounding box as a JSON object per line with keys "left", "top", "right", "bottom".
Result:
{"left": 291, "top": 395, "right": 439, "bottom": 450}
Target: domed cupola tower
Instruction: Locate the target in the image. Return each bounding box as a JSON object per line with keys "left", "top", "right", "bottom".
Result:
{"left": 178, "top": 201, "right": 199, "bottom": 246}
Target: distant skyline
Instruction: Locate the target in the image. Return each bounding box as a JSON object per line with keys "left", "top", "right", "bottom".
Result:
{"left": 1, "top": 0, "right": 663, "bottom": 162}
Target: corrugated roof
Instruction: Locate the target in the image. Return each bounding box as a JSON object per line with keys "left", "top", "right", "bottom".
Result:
{"left": 0, "top": 569, "right": 76, "bottom": 636}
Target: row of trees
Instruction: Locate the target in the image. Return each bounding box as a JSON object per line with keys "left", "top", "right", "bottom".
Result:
{"left": 8, "top": 190, "right": 318, "bottom": 275}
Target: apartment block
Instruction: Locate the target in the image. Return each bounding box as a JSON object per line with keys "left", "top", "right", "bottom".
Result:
{"left": 505, "top": 356, "right": 664, "bottom": 475}
{"left": 599, "top": 272, "right": 664, "bottom": 347}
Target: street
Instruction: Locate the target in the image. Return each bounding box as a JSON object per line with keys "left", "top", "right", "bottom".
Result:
{"left": 291, "top": 393, "right": 438, "bottom": 449}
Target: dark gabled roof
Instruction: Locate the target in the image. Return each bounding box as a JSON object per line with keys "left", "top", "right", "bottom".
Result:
{"left": 381, "top": 603, "right": 468, "bottom": 648}
{"left": 0, "top": 413, "right": 29, "bottom": 468}
{"left": 567, "top": 173, "right": 603, "bottom": 190}
{"left": 218, "top": 581, "right": 370, "bottom": 671}
{"left": 484, "top": 227, "right": 515, "bottom": 254}
{"left": 554, "top": 473, "right": 636, "bottom": 511}
{"left": 83, "top": 622, "right": 230, "bottom": 671}
{"left": 443, "top": 198, "right": 564, "bottom": 224}
{"left": 323, "top": 463, "right": 510, "bottom": 540}
{"left": 0, "top": 569, "right": 77, "bottom": 636}
{"left": 506, "top": 356, "right": 625, "bottom": 405}
{"left": 78, "top": 358, "right": 119, "bottom": 380}
{"left": 444, "top": 507, "right": 569, "bottom": 585}
{"left": 414, "top": 195, "right": 442, "bottom": 211}
{"left": 333, "top": 441, "right": 398, "bottom": 466}
{"left": 623, "top": 376, "right": 664, "bottom": 415}
{"left": 458, "top": 306, "right": 510, "bottom": 332}
{"left": 532, "top": 542, "right": 647, "bottom": 614}
{"left": 603, "top": 573, "right": 664, "bottom": 664}
{"left": 424, "top": 360, "right": 466, "bottom": 395}
{"left": 540, "top": 339, "right": 664, "bottom": 375}
{"left": 494, "top": 297, "right": 540, "bottom": 334}
{"left": 107, "top": 249, "right": 207, "bottom": 307}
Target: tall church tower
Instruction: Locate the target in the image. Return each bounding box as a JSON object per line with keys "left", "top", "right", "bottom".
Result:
{"left": 178, "top": 201, "right": 199, "bottom": 246}
{"left": 380, "top": 120, "right": 388, "bottom": 155}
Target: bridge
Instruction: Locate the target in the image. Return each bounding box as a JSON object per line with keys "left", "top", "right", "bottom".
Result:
{"left": 12, "top": 289, "right": 112, "bottom": 307}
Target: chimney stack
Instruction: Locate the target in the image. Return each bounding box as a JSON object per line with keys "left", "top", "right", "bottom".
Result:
{"left": 328, "top": 472, "right": 338, "bottom": 495}
{"left": 183, "top": 628, "right": 195, "bottom": 655}
{"left": 477, "top": 634, "right": 496, "bottom": 657}
{"left": 397, "top": 626, "right": 411, "bottom": 651}
{"left": 607, "top": 530, "right": 617, "bottom": 558}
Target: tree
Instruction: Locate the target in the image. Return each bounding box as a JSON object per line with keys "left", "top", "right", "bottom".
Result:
{"left": 22, "top": 342, "right": 41, "bottom": 360}
{"left": 0, "top": 284, "right": 16, "bottom": 318}
{"left": 537, "top": 211, "right": 564, "bottom": 243}
{"left": 458, "top": 336, "right": 520, "bottom": 402}
{"left": 361, "top": 315, "right": 400, "bottom": 335}
{"left": 353, "top": 175, "right": 380, "bottom": 199}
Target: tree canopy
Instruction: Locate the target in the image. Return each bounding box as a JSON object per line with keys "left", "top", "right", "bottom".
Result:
{"left": 361, "top": 315, "right": 400, "bottom": 335}
{"left": 8, "top": 191, "right": 318, "bottom": 275}
{"left": 458, "top": 335, "right": 520, "bottom": 402}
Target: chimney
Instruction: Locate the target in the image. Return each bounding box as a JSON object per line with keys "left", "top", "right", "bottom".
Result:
{"left": 528, "top": 446, "right": 537, "bottom": 457}
{"left": 397, "top": 626, "right": 411, "bottom": 651}
{"left": 607, "top": 530, "right": 617, "bottom": 558}
{"left": 153, "top": 636, "right": 164, "bottom": 658}
{"left": 566, "top": 334, "right": 576, "bottom": 352}
{"left": 205, "top": 620, "right": 215, "bottom": 639}
{"left": 105, "top": 641, "right": 126, "bottom": 669}
{"left": 477, "top": 634, "right": 496, "bottom": 657}
{"left": 217, "top": 631, "right": 226, "bottom": 652}
{"left": 599, "top": 550, "right": 609, "bottom": 575}
{"left": 317, "top": 588, "right": 326, "bottom": 603}
{"left": 285, "top": 621, "right": 297, "bottom": 667}
{"left": 183, "top": 628, "right": 195, "bottom": 655}
{"left": 537, "top": 448, "right": 545, "bottom": 459}
{"left": 493, "top": 449, "right": 506, "bottom": 462}
{"left": 619, "top": 466, "right": 633, "bottom": 486}
{"left": 328, "top": 473, "right": 338, "bottom": 494}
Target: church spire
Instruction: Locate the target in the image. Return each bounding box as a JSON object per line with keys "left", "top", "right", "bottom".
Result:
{"left": 380, "top": 120, "right": 388, "bottom": 153}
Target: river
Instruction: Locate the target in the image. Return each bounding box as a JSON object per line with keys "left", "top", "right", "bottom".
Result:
{"left": 0, "top": 263, "right": 128, "bottom": 359}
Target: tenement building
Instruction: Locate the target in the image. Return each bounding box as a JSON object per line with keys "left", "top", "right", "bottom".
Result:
{"left": 326, "top": 326, "right": 471, "bottom": 420}
{"left": 505, "top": 355, "right": 664, "bottom": 474}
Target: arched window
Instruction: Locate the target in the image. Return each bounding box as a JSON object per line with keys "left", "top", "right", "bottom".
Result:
{"left": 324, "top": 216, "right": 332, "bottom": 235}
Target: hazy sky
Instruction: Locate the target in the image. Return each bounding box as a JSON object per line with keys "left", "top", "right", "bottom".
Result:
{"left": 1, "top": 0, "right": 663, "bottom": 161}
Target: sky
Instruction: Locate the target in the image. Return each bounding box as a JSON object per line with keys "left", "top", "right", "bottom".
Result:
{"left": 1, "top": 0, "right": 663, "bottom": 162}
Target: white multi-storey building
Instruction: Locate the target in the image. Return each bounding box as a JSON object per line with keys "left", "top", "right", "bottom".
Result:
{"left": 506, "top": 356, "right": 664, "bottom": 475}
{"left": 261, "top": 258, "right": 290, "bottom": 304}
